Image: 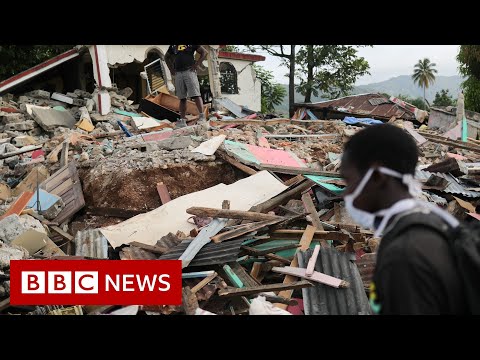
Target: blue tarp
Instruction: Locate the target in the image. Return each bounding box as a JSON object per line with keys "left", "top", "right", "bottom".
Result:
{"left": 343, "top": 116, "right": 383, "bottom": 125}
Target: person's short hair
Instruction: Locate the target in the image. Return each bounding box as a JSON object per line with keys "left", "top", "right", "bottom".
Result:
{"left": 343, "top": 123, "right": 418, "bottom": 175}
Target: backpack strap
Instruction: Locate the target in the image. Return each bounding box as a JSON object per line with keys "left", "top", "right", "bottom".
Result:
{"left": 382, "top": 208, "right": 455, "bottom": 243}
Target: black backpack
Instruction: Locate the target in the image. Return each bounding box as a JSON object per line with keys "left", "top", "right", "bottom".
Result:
{"left": 385, "top": 208, "right": 480, "bottom": 315}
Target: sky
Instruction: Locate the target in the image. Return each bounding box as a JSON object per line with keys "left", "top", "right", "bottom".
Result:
{"left": 248, "top": 45, "right": 461, "bottom": 85}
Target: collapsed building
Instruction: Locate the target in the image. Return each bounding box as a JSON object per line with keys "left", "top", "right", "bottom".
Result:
{"left": 0, "top": 47, "right": 479, "bottom": 315}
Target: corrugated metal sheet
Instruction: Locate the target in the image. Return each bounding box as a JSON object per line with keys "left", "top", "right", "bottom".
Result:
{"left": 296, "top": 93, "right": 414, "bottom": 121}
{"left": 159, "top": 237, "right": 244, "bottom": 267}
{"left": 74, "top": 229, "right": 109, "bottom": 259}
{"left": 416, "top": 169, "right": 480, "bottom": 198}
{"left": 297, "top": 247, "right": 372, "bottom": 315}
{"left": 355, "top": 253, "right": 376, "bottom": 291}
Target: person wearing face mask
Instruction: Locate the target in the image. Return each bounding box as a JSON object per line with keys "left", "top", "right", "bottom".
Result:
{"left": 340, "top": 124, "right": 468, "bottom": 315}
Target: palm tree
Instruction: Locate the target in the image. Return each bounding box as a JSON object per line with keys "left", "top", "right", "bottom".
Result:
{"left": 412, "top": 58, "right": 438, "bottom": 108}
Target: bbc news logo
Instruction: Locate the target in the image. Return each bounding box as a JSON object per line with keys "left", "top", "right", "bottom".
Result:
{"left": 10, "top": 260, "right": 182, "bottom": 305}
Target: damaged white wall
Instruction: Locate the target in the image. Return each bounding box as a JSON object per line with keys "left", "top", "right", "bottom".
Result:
{"left": 218, "top": 58, "right": 261, "bottom": 112}
{"left": 99, "top": 45, "right": 261, "bottom": 112}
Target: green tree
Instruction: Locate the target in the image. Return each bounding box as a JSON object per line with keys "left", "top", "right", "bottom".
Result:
{"left": 0, "top": 45, "right": 74, "bottom": 81}
{"left": 221, "top": 45, "right": 242, "bottom": 52}
{"left": 246, "top": 45, "right": 297, "bottom": 117}
{"left": 253, "top": 65, "right": 287, "bottom": 113}
{"left": 432, "top": 89, "right": 455, "bottom": 107}
{"left": 457, "top": 45, "right": 480, "bottom": 112}
{"left": 412, "top": 58, "right": 438, "bottom": 108}
{"left": 295, "top": 45, "right": 370, "bottom": 102}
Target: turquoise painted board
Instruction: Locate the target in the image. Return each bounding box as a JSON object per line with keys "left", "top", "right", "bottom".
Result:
{"left": 224, "top": 140, "right": 260, "bottom": 165}
{"left": 462, "top": 116, "right": 468, "bottom": 142}
{"left": 114, "top": 109, "right": 143, "bottom": 117}
{"left": 305, "top": 175, "right": 344, "bottom": 194}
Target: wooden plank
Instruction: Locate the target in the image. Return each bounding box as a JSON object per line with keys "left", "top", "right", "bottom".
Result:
{"left": 227, "top": 262, "right": 261, "bottom": 287}
{"left": 210, "top": 217, "right": 285, "bottom": 243}
{"left": 0, "top": 145, "right": 42, "bottom": 159}
{"left": 40, "top": 162, "right": 85, "bottom": 225}
{"left": 250, "top": 262, "right": 262, "bottom": 281}
{"left": 51, "top": 178, "right": 74, "bottom": 197}
{"left": 0, "top": 297, "right": 10, "bottom": 312}
{"left": 250, "top": 179, "right": 314, "bottom": 214}
{"left": 223, "top": 264, "right": 244, "bottom": 287}
{"left": 283, "top": 174, "right": 305, "bottom": 187}
{"left": 275, "top": 225, "right": 316, "bottom": 309}
{"left": 306, "top": 245, "right": 321, "bottom": 276}
{"left": 182, "top": 286, "right": 199, "bottom": 315}
{"left": 241, "top": 244, "right": 300, "bottom": 256}
{"left": 302, "top": 192, "right": 328, "bottom": 248}
{"left": 60, "top": 140, "right": 69, "bottom": 167}
{"left": 156, "top": 182, "right": 171, "bottom": 204}
{"left": 258, "top": 164, "right": 340, "bottom": 177}
{"left": 0, "top": 191, "right": 34, "bottom": 220}
{"left": 216, "top": 150, "right": 257, "bottom": 175}
{"left": 319, "top": 208, "right": 335, "bottom": 221}
{"left": 191, "top": 272, "right": 218, "bottom": 294}
{"left": 49, "top": 226, "right": 74, "bottom": 241}
{"left": 218, "top": 280, "right": 312, "bottom": 298}
{"left": 129, "top": 241, "right": 169, "bottom": 254}
{"left": 264, "top": 253, "right": 291, "bottom": 265}
{"left": 186, "top": 207, "right": 284, "bottom": 222}
{"left": 419, "top": 131, "right": 480, "bottom": 153}
{"left": 272, "top": 266, "right": 349, "bottom": 288}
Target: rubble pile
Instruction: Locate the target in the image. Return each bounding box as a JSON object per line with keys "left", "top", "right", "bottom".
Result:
{"left": 1, "top": 85, "right": 480, "bottom": 316}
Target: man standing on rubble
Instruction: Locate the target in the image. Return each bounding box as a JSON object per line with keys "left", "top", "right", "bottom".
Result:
{"left": 340, "top": 124, "right": 467, "bottom": 315}
{"left": 165, "top": 45, "right": 207, "bottom": 128}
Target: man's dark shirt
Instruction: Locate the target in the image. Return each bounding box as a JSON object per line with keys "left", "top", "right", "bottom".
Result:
{"left": 370, "top": 211, "right": 468, "bottom": 315}
{"left": 167, "top": 45, "right": 199, "bottom": 72}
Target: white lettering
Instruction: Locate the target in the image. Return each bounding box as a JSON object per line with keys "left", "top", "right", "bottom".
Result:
{"left": 136, "top": 274, "right": 157, "bottom": 292}
{"left": 105, "top": 274, "right": 120, "bottom": 291}
{"left": 158, "top": 274, "right": 170, "bottom": 291}
{"left": 123, "top": 274, "right": 135, "bottom": 291}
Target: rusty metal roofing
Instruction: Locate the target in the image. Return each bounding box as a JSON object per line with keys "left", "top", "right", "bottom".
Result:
{"left": 158, "top": 238, "right": 244, "bottom": 268}
{"left": 355, "top": 253, "right": 376, "bottom": 291}
{"left": 297, "top": 247, "right": 372, "bottom": 315}
{"left": 74, "top": 229, "right": 109, "bottom": 259}
{"left": 416, "top": 169, "right": 480, "bottom": 198}
{"left": 120, "top": 246, "right": 157, "bottom": 260}
{"left": 296, "top": 93, "right": 415, "bottom": 121}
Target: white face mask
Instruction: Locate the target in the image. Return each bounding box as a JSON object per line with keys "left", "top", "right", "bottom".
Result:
{"left": 343, "top": 166, "right": 422, "bottom": 231}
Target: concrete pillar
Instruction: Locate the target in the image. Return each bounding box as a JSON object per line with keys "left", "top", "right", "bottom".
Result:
{"left": 88, "top": 45, "right": 112, "bottom": 115}
{"left": 206, "top": 45, "right": 222, "bottom": 99}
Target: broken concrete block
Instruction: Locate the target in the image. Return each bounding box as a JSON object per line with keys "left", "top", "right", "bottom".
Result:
{"left": 0, "top": 183, "right": 11, "bottom": 201}
{"left": 11, "top": 229, "right": 49, "bottom": 255}
{"left": 118, "top": 87, "right": 133, "bottom": 99}
{"left": 157, "top": 136, "right": 193, "bottom": 151}
{"left": 12, "top": 135, "right": 37, "bottom": 147}
{"left": 18, "top": 95, "right": 50, "bottom": 107}
{"left": 51, "top": 92, "right": 74, "bottom": 105}
{"left": 4, "top": 120, "right": 35, "bottom": 131}
{"left": 26, "top": 189, "right": 65, "bottom": 220}
{"left": 28, "top": 127, "right": 43, "bottom": 136}
{"left": 0, "top": 142, "right": 18, "bottom": 155}
{"left": 0, "top": 214, "right": 47, "bottom": 245}
{"left": 1, "top": 113, "right": 24, "bottom": 124}
{"left": 86, "top": 98, "right": 95, "bottom": 112}
{"left": 31, "top": 106, "right": 76, "bottom": 131}
{"left": 74, "top": 89, "right": 92, "bottom": 99}
{"left": 26, "top": 90, "right": 50, "bottom": 99}
{"left": 66, "top": 92, "right": 79, "bottom": 99}
{"left": 4, "top": 156, "right": 19, "bottom": 166}
{"left": 0, "top": 242, "right": 29, "bottom": 268}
